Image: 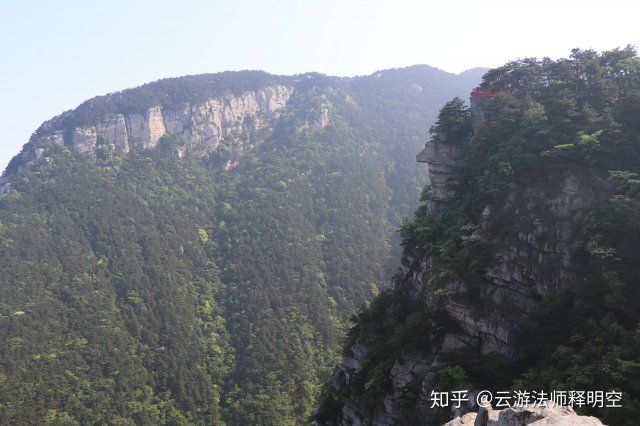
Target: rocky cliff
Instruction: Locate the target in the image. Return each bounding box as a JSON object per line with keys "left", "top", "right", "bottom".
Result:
{"left": 322, "top": 101, "right": 612, "bottom": 425}
{"left": 445, "top": 401, "right": 605, "bottom": 426}
{"left": 6, "top": 84, "right": 294, "bottom": 179}
{"left": 318, "top": 49, "right": 640, "bottom": 426}
{"left": 432, "top": 171, "right": 610, "bottom": 358}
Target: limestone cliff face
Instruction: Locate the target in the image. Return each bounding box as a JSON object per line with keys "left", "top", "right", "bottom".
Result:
{"left": 3, "top": 85, "right": 295, "bottom": 186}
{"left": 66, "top": 85, "right": 292, "bottom": 158}
{"left": 323, "top": 98, "right": 613, "bottom": 426}
{"left": 416, "top": 138, "right": 464, "bottom": 214}
{"left": 431, "top": 172, "right": 610, "bottom": 360}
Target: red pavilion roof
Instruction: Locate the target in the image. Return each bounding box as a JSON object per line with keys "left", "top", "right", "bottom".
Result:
{"left": 470, "top": 88, "right": 498, "bottom": 98}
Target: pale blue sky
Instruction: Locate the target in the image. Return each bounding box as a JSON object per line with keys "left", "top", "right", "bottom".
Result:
{"left": 1, "top": 0, "right": 638, "bottom": 173}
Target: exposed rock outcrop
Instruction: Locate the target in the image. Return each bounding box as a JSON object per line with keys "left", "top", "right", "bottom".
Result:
{"left": 433, "top": 172, "right": 611, "bottom": 359}
{"left": 128, "top": 105, "right": 166, "bottom": 151}
{"left": 97, "top": 114, "right": 130, "bottom": 152}
{"left": 65, "top": 85, "right": 292, "bottom": 157}
{"left": 469, "top": 96, "right": 488, "bottom": 130}
{"left": 330, "top": 343, "right": 368, "bottom": 390}
{"left": 445, "top": 402, "right": 606, "bottom": 426}
{"left": 4, "top": 85, "right": 295, "bottom": 186}
{"left": 323, "top": 96, "right": 613, "bottom": 426}
{"left": 416, "top": 138, "right": 465, "bottom": 214}
{"left": 298, "top": 95, "right": 331, "bottom": 131}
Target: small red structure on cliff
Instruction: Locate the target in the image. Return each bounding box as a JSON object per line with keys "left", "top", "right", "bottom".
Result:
{"left": 470, "top": 87, "right": 498, "bottom": 98}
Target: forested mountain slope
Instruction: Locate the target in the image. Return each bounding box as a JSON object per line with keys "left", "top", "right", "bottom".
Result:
{"left": 317, "top": 47, "right": 640, "bottom": 426}
{"left": 0, "top": 66, "right": 483, "bottom": 424}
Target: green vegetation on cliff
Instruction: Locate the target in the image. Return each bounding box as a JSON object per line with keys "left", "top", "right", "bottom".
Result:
{"left": 0, "top": 66, "right": 482, "bottom": 424}
{"left": 318, "top": 46, "right": 640, "bottom": 426}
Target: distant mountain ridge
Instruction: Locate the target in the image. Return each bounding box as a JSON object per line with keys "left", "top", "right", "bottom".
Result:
{"left": 0, "top": 65, "right": 485, "bottom": 424}
{"left": 3, "top": 66, "right": 485, "bottom": 185}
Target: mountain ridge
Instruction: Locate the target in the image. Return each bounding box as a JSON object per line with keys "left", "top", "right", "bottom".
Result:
{"left": 0, "top": 64, "right": 485, "bottom": 424}
{"left": 2, "top": 66, "right": 487, "bottom": 181}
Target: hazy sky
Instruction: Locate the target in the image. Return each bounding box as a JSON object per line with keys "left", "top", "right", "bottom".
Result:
{"left": 1, "top": 0, "right": 638, "bottom": 172}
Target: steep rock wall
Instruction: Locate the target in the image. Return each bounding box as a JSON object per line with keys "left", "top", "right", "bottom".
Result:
{"left": 324, "top": 99, "right": 613, "bottom": 426}
{"left": 65, "top": 84, "right": 292, "bottom": 157}
{"left": 416, "top": 138, "right": 464, "bottom": 214}
{"left": 3, "top": 85, "right": 294, "bottom": 186}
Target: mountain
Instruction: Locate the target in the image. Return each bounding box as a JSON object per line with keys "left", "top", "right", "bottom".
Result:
{"left": 0, "top": 65, "right": 483, "bottom": 424}
{"left": 316, "top": 47, "right": 640, "bottom": 426}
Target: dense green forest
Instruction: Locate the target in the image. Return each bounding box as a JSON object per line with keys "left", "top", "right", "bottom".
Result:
{"left": 317, "top": 47, "right": 640, "bottom": 426}
{"left": 0, "top": 66, "right": 482, "bottom": 424}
